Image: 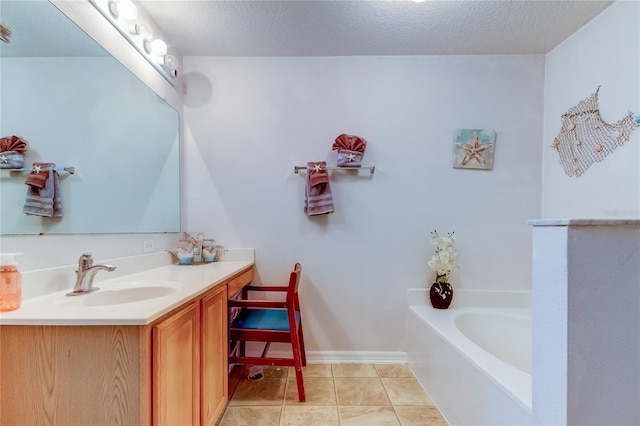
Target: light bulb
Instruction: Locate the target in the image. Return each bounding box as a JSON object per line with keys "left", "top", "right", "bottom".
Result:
{"left": 163, "top": 54, "right": 179, "bottom": 71}
{"left": 150, "top": 39, "right": 168, "bottom": 56}
{"left": 109, "top": 0, "right": 138, "bottom": 20}
{"left": 144, "top": 39, "right": 168, "bottom": 56}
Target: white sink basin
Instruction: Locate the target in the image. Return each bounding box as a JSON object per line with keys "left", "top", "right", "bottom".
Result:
{"left": 56, "top": 281, "right": 185, "bottom": 307}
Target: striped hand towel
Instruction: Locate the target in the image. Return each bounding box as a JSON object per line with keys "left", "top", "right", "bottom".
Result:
{"left": 304, "top": 161, "right": 334, "bottom": 216}
{"left": 24, "top": 162, "right": 62, "bottom": 217}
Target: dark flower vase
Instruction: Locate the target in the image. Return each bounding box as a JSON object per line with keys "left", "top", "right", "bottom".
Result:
{"left": 430, "top": 281, "right": 453, "bottom": 309}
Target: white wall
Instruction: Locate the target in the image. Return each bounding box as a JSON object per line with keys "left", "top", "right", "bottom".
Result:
{"left": 183, "top": 55, "right": 543, "bottom": 354}
{"left": 542, "top": 0, "right": 640, "bottom": 218}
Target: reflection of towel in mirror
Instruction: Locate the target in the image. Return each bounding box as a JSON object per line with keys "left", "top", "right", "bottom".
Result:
{"left": 24, "top": 167, "right": 49, "bottom": 189}
{"left": 304, "top": 161, "right": 334, "bottom": 216}
{"left": 0, "top": 135, "right": 28, "bottom": 168}
{"left": 24, "top": 163, "right": 62, "bottom": 217}
{"left": 0, "top": 150, "right": 25, "bottom": 169}
{"left": 0, "top": 135, "right": 28, "bottom": 153}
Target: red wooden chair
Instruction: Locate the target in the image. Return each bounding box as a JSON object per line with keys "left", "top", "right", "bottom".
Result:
{"left": 228, "top": 263, "right": 307, "bottom": 402}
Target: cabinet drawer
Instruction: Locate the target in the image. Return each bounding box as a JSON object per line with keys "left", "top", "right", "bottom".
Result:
{"left": 227, "top": 268, "right": 254, "bottom": 298}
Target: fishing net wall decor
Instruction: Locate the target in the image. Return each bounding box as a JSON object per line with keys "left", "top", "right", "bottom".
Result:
{"left": 552, "top": 86, "right": 640, "bottom": 177}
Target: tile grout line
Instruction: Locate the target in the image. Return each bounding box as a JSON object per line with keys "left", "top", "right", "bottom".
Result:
{"left": 375, "top": 364, "right": 404, "bottom": 426}
{"left": 331, "top": 364, "right": 342, "bottom": 426}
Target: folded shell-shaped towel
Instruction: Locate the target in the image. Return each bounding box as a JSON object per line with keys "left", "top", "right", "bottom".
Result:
{"left": 0, "top": 150, "right": 25, "bottom": 169}
{"left": 332, "top": 134, "right": 367, "bottom": 153}
{"left": 0, "top": 135, "right": 28, "bottom": 153}
{"left": 336, "top": 149, "right": 363, "bottom": 168}
{"left": 332, "top": 134, "right": 367, "bottom": 167}
{"left": 0, "top": 135, "right": 28, "bottom": 169}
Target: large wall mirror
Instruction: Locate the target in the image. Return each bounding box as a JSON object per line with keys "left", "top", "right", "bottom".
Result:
{"left": 0, "top": 0, "right": 180, "bottom": 234}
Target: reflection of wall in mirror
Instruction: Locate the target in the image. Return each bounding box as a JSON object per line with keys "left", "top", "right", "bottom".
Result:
{"left": 0, "top": 56, "right": 180, "bottom": 234}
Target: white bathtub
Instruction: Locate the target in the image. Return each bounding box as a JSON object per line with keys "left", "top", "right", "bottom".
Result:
{"left": 406, "top": 289, "right": 532, "bottom": 425}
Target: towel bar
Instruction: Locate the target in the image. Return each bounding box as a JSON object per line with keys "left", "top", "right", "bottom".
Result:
{"left": 6, "top": 166, "right": 75, "bottom": 174}
{"left": 294, "top": 165, "right": 375, "bottom": 174}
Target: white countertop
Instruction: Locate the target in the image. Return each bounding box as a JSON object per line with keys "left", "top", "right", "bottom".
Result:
{"left": 0, "top": 250, "right": 254, "bottom": 326}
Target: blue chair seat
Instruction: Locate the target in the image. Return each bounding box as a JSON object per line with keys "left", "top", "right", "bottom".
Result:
{"left": 227, "top": 263, "right": 306, "bottom": 401}
{"left": 232, "top": 308, "right": 300, "bottom": 331}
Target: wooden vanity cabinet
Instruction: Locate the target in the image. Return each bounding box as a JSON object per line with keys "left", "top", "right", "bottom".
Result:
{"left": 0, "top": 323, "right": 153, "bottom": 425}
{"left": 153, "top": 300, "right": 201, "bottom": 426}
{"left": 150, "top": 270, "right": 249, "bottom": 425}
{"left": 0, "top": 266, "right": 253, "bottom": 426}
{"left": 200, "top": 284, "right": 229, "bottom": 425}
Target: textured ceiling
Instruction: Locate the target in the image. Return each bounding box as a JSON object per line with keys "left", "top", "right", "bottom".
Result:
{"left": 139, "top": 0, "right": 614, "bottom": 57}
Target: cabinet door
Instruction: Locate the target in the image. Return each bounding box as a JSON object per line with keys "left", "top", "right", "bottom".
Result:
{"left": 153, "top": 301, "right": 201, "bottom": 426}
{"left": 201, "top": 285, "right": 228, "bottom": 425}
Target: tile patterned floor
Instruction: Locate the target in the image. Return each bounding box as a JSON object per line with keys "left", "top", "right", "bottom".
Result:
{"left": 219, "top": 364, "right": 448, "bottom": 425}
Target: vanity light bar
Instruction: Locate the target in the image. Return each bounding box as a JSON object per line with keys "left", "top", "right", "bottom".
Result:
{"left": 88, "top": 0, "right": 178, "bottom": 86}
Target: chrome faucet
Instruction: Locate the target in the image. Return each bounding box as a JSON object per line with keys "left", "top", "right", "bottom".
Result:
{"left": 66, "top": 253, "right": 116, "bottom": 296}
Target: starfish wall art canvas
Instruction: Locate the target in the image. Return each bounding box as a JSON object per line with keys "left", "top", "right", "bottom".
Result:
{"left": 452, "top": 129, "right": 496, "bottom": 170}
